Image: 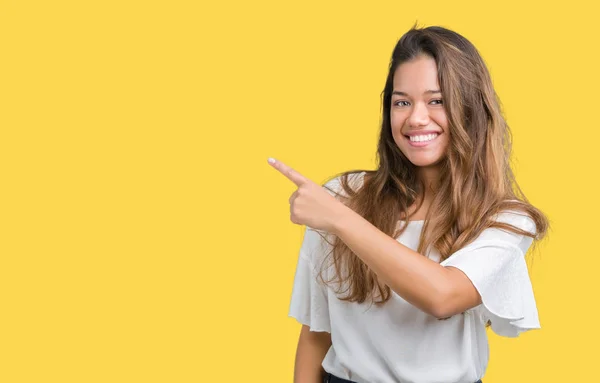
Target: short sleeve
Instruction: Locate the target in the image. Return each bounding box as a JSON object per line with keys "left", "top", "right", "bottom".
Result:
{"left": 440, "top": 211, "right": 541, "bottom": 337}
{"left": 288, "top": 226, "right": 332, "bottom": 333}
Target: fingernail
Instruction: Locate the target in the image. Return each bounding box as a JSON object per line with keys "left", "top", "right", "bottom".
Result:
{"left": 268, "top": 157, "right": 276, "bottom": 164}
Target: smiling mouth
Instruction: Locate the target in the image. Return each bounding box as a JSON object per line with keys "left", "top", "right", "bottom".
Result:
{"left": 404, "top": 133, "right": 439, "bottom": 142}
{"left": 403, "top": 133, "right": 441, "bottom": 147}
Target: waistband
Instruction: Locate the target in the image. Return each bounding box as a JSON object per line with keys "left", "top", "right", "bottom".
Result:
{"left": 324, "top": 372, "right": 483, "bottom": 383}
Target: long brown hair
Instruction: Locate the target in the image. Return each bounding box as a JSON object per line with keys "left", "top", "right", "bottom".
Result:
{"left": 315, "top": 25, "right": 549, "bottom": 305}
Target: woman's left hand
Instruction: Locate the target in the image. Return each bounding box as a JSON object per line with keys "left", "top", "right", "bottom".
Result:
{"left": 268, "top": 157, "right": 349, "bottom": 233}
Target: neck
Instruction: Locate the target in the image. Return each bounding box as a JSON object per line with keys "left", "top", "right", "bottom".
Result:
{"left": 417, "top": 165, "right": 441, "bottom": 198}
{"left": 400, "top": 165, "right": 441, "bottom": 221}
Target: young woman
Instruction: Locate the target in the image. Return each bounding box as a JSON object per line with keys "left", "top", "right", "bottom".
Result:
{"left": 268, "top": 25, "right": 548, "bottom": 383}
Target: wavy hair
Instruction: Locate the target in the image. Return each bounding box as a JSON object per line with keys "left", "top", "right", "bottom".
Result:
{"left": 314, "top": 25, "right": 549, "bottom": 306}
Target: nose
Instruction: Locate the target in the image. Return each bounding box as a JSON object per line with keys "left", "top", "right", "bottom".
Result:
{"left": 407, "top": 102, "right": 430, "bottom": 127}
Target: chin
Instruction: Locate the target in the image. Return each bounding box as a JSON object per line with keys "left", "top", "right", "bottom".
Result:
{"left": 406, "top": 155, "right": 445, "bottom": 168}
{"left": 411, "top": 160, "right": 438, "bottom": 167}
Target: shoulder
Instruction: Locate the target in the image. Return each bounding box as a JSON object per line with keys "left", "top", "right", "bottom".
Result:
{"left": 322, "top": 171, "right": 368, "bottom": 198}
{"left": 493, "top": 209, "right": 537, "bottom": 236}
{"left": 469, "top": 208, "right": 538, "bottom": 255}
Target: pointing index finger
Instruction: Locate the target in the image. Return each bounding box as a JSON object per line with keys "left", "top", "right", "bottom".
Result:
{"left": 268, "top": 157, "right": 307, "bottom": 186}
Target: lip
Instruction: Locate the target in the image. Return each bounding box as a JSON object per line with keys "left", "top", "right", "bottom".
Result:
{"left": 404, "top": 132, "right": 441, "bottom": 147}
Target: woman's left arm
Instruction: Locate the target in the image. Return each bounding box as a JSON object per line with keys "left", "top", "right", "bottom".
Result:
{"left": 332, "top": 208, "right": 481, "bottom": 319}
{"left": 268, "top": 157, "right": 480, "bottom": 319}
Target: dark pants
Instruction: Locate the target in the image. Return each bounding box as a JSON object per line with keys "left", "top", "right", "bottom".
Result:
{"left": 324, "top": 372, "right": 482, "bottom": 383}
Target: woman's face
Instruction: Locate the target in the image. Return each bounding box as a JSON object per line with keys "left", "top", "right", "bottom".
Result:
{"left": 390, "top": 55, "right": 449, "bottom": 168}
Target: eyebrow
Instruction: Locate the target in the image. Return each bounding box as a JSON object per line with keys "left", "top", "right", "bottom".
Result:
{"left": 392, "top": 90, "right": 441, "bottom": 96}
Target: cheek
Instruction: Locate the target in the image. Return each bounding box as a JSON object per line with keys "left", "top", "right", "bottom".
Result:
{"left": 439, "top": 134, "right": 450, "bottom": 150}
{"left": 390, "top": 112, "right": 407, "bottom": 132}
{"left": 432, "top": 110, "right": 449, "bottom": 131}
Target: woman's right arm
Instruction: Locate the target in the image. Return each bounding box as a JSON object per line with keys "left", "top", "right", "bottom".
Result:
{"left": 294, "top": 324, "right": 332, "bottom": 383}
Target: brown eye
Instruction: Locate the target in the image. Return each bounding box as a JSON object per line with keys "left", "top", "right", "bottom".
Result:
{"left": 394, "top": 100, "right": 410, "bottom": 107}
{"left": 430, "top": 99, "right": 443, "bottom": 105}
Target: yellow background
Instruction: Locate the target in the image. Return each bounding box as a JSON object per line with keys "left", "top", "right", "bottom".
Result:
{"left": 1, "top": 0, "right": 597, "bottom": 382}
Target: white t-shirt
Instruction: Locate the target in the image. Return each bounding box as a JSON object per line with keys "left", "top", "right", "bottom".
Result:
{"left": 288, "top": 172, "right": 540, "bottom": 383}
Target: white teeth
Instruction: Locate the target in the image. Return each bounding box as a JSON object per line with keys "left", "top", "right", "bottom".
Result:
{"left": 409, "top": 133, "right": 438, "bottom": 142}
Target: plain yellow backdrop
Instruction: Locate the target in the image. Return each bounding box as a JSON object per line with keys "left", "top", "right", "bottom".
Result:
{"left": 1, "top": 0, "right": 598, "bottom": 382}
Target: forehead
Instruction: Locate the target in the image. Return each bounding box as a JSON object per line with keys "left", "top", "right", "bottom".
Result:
{"left": 392, "top": 56, "right": 440, "bottom": 91}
